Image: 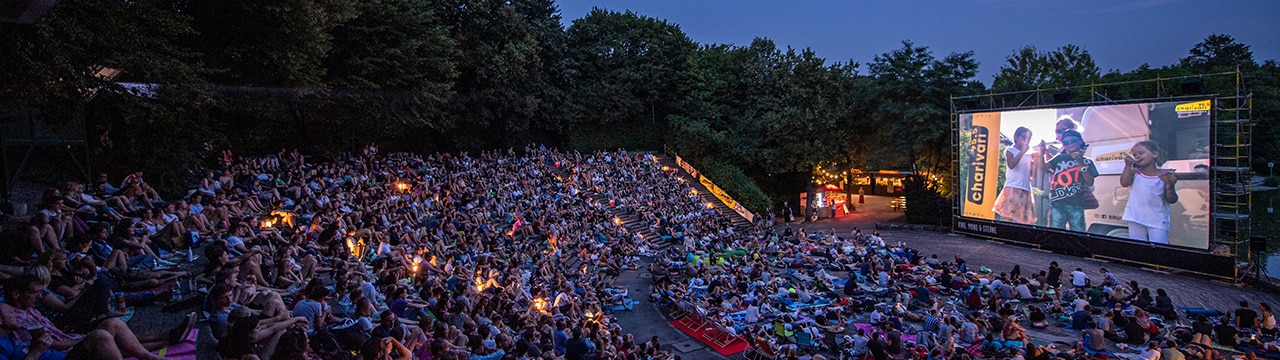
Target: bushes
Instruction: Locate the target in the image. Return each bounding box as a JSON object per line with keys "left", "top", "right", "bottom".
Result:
{"left": 695, "top": 158, "right": 771, "bottom": 213}
{"left": 902, "top": 175, "right": 949, "bottom": 225}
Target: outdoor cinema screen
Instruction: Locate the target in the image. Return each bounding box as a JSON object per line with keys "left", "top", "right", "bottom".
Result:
{"left": 957, "top": 100, "right": 1212, "bottom": 250}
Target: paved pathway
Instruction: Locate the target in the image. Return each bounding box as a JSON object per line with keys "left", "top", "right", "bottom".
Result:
{"left": 612, "top": 259, "right": 729, "bottom": 359}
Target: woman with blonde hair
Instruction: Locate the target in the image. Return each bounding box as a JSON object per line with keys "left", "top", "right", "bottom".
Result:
{"left": 24, "top": 264, "right": 118, "bottom": 333}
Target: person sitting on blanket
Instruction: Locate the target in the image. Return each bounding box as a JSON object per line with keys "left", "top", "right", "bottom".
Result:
{"left": 0, "top": 295, "right": 131, "bottom": 360}
{"left": 72, "top": 225, "right": 187, "bottom": 288}
{"left": 205, "top": 283, "right": 292, "bottom": 340}
{"left": 217, "top": 305, "right": 311, "bottom": 360}
{"left": 1, "top": 274, "right": 193, "bottom": 360}
{"left": 1138, "top": 341, "right": 1162, "bottom": 360}
{"left": 870, "top": 305, "right": 889, "bottom": 326}
{"left": 1028, "top": 306, "right": 1047, "bottom": 328}
{"left": 1159, "top": 339, "right": 1189, "bottom": 360}
{"left": 22, "top": 265, "right": 124, "bottom": 337}
{"left": 1024, "top": 342, "right": 1052, "bottom": 360}
{"left": 1098, "top": 310, "right": 1127, "bottom": 343}
{"left": 1081, "top": 321, "right": 1107, "bottom": 351}
{"left": 1125, "top": 312, "right": 1151, "bottom": 347}
{"left": 809, "top": 307, "right": 845, "bottom": 334}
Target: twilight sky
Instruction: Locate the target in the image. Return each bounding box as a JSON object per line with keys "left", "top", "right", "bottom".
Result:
{"left": 554, "top": 0, "right": 1280, "bottom": 85}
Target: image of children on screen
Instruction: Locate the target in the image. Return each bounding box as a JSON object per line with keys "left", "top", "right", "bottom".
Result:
{"left": 1120, "top": 141, "right": 1179, "bottom": 244}
{"left": 991, "top": 127, "right": 1037, "bottom": 224}
{"left": 1042, "top": 129, "right": 1097, "bottom": 232}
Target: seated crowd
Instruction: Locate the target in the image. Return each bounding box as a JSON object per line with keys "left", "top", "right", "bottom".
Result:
{"left": 2, "top": 146, "right": 693, "bottom": 360}
{"left": 646, "top": 204, "right": 1278, "bottom": 359}
{"left": 0, "top": 144, "right": 1276, "bottom": 360}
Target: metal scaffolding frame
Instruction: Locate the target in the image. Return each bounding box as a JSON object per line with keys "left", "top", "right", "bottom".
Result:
{"left": 949, "top": 69, "right": 1255, "bottom": 280}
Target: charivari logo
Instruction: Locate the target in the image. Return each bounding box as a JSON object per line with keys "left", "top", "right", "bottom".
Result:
{"left": 967, "top": 126, "right": 990, "bottom": 204}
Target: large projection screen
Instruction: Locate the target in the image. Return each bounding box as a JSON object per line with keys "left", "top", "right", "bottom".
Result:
{"left": 957, "top": 100, "right": 1212, "bottom": 250}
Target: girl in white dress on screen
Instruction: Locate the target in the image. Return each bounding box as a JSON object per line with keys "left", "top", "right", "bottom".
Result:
{"left": 992, "top": 127, "right": 1037, "bottom": 224}
{"left": 1120, "top": 141, "right": 1179, "bottom": 244}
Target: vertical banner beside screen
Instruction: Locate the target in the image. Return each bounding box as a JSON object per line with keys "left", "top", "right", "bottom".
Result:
{"left": 962, "top": 112, "right": 1001, "bottom": 220}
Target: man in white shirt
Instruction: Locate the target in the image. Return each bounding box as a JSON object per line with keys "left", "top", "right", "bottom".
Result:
{"left": 1071, "top": 268, "right": 1089, "bottom": 288}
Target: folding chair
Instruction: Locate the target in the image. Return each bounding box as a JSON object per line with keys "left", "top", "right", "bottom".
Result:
{"left": 773, "top": 321, "right": 795, "bottom": 341}
{"left": 702, "top": 326, "right": 739, "bottom": 348}
{"left": 796, "top": 331, "right": 819, "bottom": 349}
{"left": 746, "top": 340, "right": 778, "bottom": 360}
{"left": 678, "top": 314, "right": 709, "bottom": 330}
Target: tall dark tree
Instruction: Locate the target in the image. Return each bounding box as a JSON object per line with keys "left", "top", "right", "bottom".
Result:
{"left": 758, "top": 49, "right": 853, "bottom": 174}
{"left": 433, "top": 0, "right": 565, "bottom": 149}
{"left": 565, "top": 8, "right": 696, "bottom": 149}
{"left": 318, "top": 0, "right": 459, "bottom": 148}
{"left": 184, "top": 0, "right": 355, "bottom": 87}
{"left": 992, "top": 44, "right": 1099, "bottom": 92}
{"left": 1181, "top": 34, "right": 1255, "bottom": 73}
{"left": 0, "top": 0, "right": 212, "bottom": 193}
{"left": 667, "top": 39, "right": 795, "bottom": 210}
{"left": 1252, "top": 60, "right": 1280, "bottom": 172}
{"left": 866, "top": 42, "right": 980, "bottom": 224}
{"left": 0, "top": 0, "right": 207, "bottom": 121}
{"left": 867, "top": 41, "right": 981, "bottom": 179}
{"left": 509, "top": 0, "right": 573, "bottom": 145}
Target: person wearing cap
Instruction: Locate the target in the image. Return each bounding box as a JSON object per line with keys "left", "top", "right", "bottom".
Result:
{"left": 1040, "top": 129, "right": 1097, "bottom": 232}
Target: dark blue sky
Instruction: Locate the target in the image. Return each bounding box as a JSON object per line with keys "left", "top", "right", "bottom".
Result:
{"left": 554, "top": 0, "right": 1280, "bottom": 85}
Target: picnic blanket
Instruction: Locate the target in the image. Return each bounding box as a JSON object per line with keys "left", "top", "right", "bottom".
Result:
{"left": 124, "top": 329, "right": 198, "bottom": 360}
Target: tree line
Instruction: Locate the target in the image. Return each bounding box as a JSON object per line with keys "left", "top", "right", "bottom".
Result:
{"left": 1, "top": 0, "right": 1275, "bottom": 219}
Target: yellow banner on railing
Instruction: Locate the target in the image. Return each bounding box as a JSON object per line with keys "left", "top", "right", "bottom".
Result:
{"left": 675, "top": 156, "right": 700, "bottom": 179}
{"left": 699, "top": 175, "right": 755, "bottom": 223}
{"left": 669, "top": 149, "right": 754, "bottom": 223}
{"left": 700, "top": 175, "right": 738, "bottom": 209}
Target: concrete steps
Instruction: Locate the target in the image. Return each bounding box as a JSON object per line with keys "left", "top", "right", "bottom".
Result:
{"left": 549, "top": 156, "right": 674, "bottom": 250}
{"left": 652, "top": 155, "right": 755, "bottom": 231}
